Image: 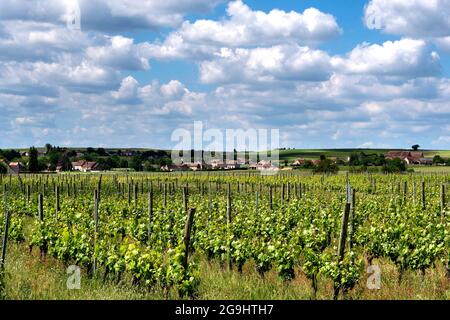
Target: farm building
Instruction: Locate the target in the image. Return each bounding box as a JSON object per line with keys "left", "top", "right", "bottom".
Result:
{"left": 9, "top": 162, "right": 26, "bottom": 174}
{"left": 72, "top": 160, "right": 100, "bottom": 172}
{"left": 293, "top": 159, "right": 306, "bottom": 166}
{"left": 385, "top": 151, "right": 433, "bottom": 165}
{"left": 210, "top": 159, "right": 243, "bottom": 170}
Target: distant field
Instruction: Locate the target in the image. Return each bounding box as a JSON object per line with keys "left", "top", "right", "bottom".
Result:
{"left": 278, "top": 149, "right": 449, "bottom": 162}
{"left": 409, "top": 166, "right": 450, "bottom": 173}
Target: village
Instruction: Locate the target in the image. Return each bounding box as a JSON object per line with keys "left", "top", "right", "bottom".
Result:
{"left": 0, "top": 145, "right": 448, "bottom": 174}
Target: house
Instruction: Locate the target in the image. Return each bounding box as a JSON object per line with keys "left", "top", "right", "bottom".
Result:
{"left": 256, "top": 160, "right": 279, "bottom": 171}
{"left": 160, "top": 164, "right": 189, "bottom": 172}
{"left": 293, "top": 159, "right": 306, "bottom": 166}
{"left": 184, "top": 161, "right": 212, "bottom": 171}
{"left": 72, "top": 160, "right": 100, "bottom": 172}
{"left": 311, "top": 159, "right": 322, "bottom": 166}
{"left": 210, "top": 159, "right": 242, "bottom": 170}
{"left": 9, "top": 162, "right": 26, "bottom": 174}
{"left": 385, "top": 151, "right": 432, "bottom": 165}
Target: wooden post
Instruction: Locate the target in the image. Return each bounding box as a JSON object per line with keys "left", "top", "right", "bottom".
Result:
{"left": 127, "top": 183, "right": 131, "bottom": 205}
{"left": 38, "top": 193, "right": 44, "bottom": 221}
{"left": 441, "top": 184, "right": 446, "bottom": 216}
{"left": 421, "top": 181, "right": 426, "bottom": 210}
{"left": 148, "top": 191, "right": 153, "bottom": 241}
{"left": 403, "top": 181, "right": 407, "bottom": 204}
{"left": 93, "top": 189, "right": 99, "bottom": 276}
{"left": 182, "top": 208, "right": 196, "bottom": 271}
{"left": 208, "top": 182, "right": 212, "bottom": 218}
{"left": 335, "top": 202, "right": 351, "bottom": 300}
{"left": 26, "top": 184, "right": 30, "bottom": 203}
{"left": 286, "top": 183, "right": 290, "bottom": 202}
{"left": 348, "top": 190, "right": 356, "bottom": 250}
{"left": 55, "top": 186, "right": 60, "bottom": 221}
{"left": 255, "top": 191, "right": 259, "bottom": 216}
{"left": 94, "top": 190, "right": 99, "bottom": 232}
{"left": 227, "top": 183, "right": 232, "bottom": 271}
{"left": 1, "top": 190, "right": 10, "bottom": 271}
{"left": 164, "top": 184, "right": 167, "bottom": 208}
{"left": 269, "top": 185, "right": 273, "bottom": 211}
{"left": 183, "top": 186, "right": 188, "bottom": 213}
{"left": 338, "top": 203, "right": 351, "bottom": 260}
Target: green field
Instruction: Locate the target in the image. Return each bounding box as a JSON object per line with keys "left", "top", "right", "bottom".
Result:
{"left": 1, "top": 172, "right": 450, "bottom": 300}
{"left": 277, "top": 149, "right": 449, "bottom": 163}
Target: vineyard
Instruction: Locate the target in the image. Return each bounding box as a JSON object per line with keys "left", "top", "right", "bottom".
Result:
{"left": 0, "top": 171, "right": 449, "bottom": 300}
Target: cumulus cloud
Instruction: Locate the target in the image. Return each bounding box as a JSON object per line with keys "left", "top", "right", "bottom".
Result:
{"left": 364, "top": 0, "right": 450, "bottom": 54}
{"left": 332, "top": 39, "right": 441, "bottom": 78}
{"left": 0, "top": 0, "right": 223, "bottom": 31}
{"left": 146, "top": 0, "right": 341, "bottom": 60}
{"left": 0, "top": 59, "right": 119, "bottom": 95}
{"left": 200, "top": 45, "right": 333, "bottom": 84}
{"left": 199, "top": 39, "right": 441, "bottom": 85}
{"left": 1, "top": 0, "right": 450, "bottom": 149}
{"left": 177, "top": 0, "right": 340, "bottom": 46}
{"left": 364, "top": 0, "right": 450, "bottom": 38}
{"left": 86, "top": 36, "right": 152, "bottom": 71}
{"left": 0, "top": 21, "right": 92, "bottom": 62}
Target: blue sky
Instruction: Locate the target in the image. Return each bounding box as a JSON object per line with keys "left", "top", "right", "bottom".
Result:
{"left": 0, "top": 0, "right": 449, "bottom": 150}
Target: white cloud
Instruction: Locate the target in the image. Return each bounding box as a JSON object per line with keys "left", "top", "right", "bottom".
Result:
{"left": 177, "top": 0, "right": 340, "bottom": 46}
{"left": 364, "top": 0, "right": 450, "bottom": 54}
{"left": 364, "top": 0, "right": 450, "bottom": 38}
{"left": 86, "top": 36, "right": 152, "bottom": 70}
{"left": 332, "top": 39, "right": 441, "bottom": 78}
{"left": 112, "top": 76, "right": 139, "bottom": 102}
{"left": 146, "top": 0, "right": 341, "bottom": 60}
{"left": 0, "top": 0, "right": 223, "bottom": 31}
{"left": 200, "top": 45, "right": 333, "bottom": 84}
{"left": 0, "top": 21, "right": 92, "bottom": 62}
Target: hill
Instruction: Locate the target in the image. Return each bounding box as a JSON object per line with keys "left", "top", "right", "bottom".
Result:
{"left": 277, "top": 149, "right": 449, "bottom": 163}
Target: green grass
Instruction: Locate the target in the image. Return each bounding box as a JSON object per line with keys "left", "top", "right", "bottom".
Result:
{"left": 409, "top": 166, "right": 450, "bottom": 173}
{"left": 278, "top": 149, "right": 449, "bottom": 163}
{"left": 2, "top": 241, "right": 450, "bottom": 300}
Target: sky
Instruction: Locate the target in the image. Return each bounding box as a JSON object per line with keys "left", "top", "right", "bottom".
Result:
{"left": 0, "top": 0, "right": 450, "bottom": 150}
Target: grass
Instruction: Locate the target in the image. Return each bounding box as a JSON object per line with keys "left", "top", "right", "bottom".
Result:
{"left": 278, "top": 149, "right": 449, "bottom": 163}
{"left": 2, "top": 242, "right": 449, "bottom": 300}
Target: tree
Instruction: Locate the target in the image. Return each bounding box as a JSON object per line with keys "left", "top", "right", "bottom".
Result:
{"left": 58, "top": 154, "right": 73, "bottom": 171}
{"left": 130, "top": 156, "right": 143, "bottom": 172}
{"left": 144, "top": 161, "right": 156, "bottom": 172}
{"left": 383, "top": 158, "right": 406, "bottom": 173}
{"left": 96, "top": 148, "right": 107, "bottom": 156}
{"left": 1, "top": 149, "right": 21, "bottom": 161}
{"left": 0, "top": 162, "right": 7, "bottom": 174}
{"left": 412, "top": 144, "right": 420, "bottom": 151}
{"left": 313, "top": 159, "right": 339, "bottom": 174}
{"left": 119, "top": 159, "right": 129, "bottom": 168}
{"left": 45, "top": 143, "right": 53, "bottom": 154}
{"left": 28, "top": 146, "right": 39, "bottom": 172}
{"left": 433, "top": 155, "right": 445, "bottom": 165}
{"left": 303, "top": 160, "right": 315, "bottom": 169}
